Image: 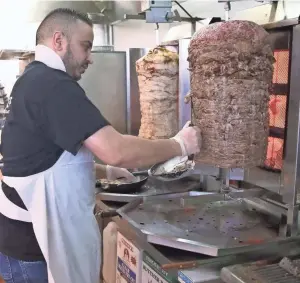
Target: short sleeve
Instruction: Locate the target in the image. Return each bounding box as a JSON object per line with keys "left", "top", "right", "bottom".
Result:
{"left": 42, "top": 79, "right": 109, "bottom": 155}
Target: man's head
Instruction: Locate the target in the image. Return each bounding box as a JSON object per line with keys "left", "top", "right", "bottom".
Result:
{"left": 36, "top": 8, "right": 94, "bottom": 81}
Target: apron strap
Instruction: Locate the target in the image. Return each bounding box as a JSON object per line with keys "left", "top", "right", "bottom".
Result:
{"left": 0, "top": 185, "right": 31, "bottom": 222}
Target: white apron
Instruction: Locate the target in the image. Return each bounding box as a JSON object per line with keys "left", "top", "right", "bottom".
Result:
{"left": 0, "top": 146, "right": 100, "bottom": 283}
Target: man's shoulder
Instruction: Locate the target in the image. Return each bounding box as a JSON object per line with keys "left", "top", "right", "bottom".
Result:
{"left": 14, "top": 61, "right": 83, "bottom": 98}
{"left": 23, "top": 61, "right": 72, "bottom": 83}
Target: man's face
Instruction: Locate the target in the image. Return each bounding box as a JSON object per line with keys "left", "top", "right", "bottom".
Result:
{"left": 62, "top": 21, "right": 94, "bottom": 81}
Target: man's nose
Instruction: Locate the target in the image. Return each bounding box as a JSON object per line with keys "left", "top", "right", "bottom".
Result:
{"left": 88, "top": 54, "right": 93, "bottom": 65}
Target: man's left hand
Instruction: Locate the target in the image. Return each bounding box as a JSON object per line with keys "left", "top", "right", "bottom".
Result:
{"left": 106, "top": 165, "right": 136, "bottom": 182}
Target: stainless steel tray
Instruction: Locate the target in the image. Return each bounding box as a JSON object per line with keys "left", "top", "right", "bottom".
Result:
{"left": 118, "top": 193, "right": 299, "bottom": 256}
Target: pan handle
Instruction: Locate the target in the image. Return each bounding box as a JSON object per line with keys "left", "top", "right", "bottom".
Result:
{"left": 95, "top": 210, "right": 119, "bottom": 218}
{"left": 188, "top": 122, "right": 194, "bottom": 161}
{"left": 132, "top": 170, "right": 149, "bottom": 177}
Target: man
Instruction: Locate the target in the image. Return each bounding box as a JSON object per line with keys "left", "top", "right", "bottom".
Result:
{"left": 0, "top": 8, "right": 201, "bottom": 283}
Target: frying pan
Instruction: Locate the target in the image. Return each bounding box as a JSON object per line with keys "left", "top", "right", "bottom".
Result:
{"left": 95, "top": 173, "right": 148, "bottom": 194}
{"left": 147, "top": 159, "right": 195, "bottom": 182}
{"left": 95, "top": 160, "right": 194, "bottom": 194}
{"left": 132, "top": 159, "right": 195, "bottom": 182}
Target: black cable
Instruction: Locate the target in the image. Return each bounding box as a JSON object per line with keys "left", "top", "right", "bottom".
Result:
{"left": 173, "top": 0, "right": 194, "bottom": 19}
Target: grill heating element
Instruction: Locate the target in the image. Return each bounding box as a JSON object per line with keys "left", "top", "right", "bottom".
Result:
{"left": 264, "top": 49, "right": 289, "bottom": 171}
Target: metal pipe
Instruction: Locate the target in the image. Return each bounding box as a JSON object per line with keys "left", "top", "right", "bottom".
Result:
{"left": 93, "top": 24, "right": 111, "bottom": 47}
{"left": 173, "top": 0, "right": 194, "bottom": 19}
{"left": 224, "top": 2, "right": 231, "bottom": 21}
{"left": 109, "top": 25, "right": 114, "bottom": 47}
{"left": 219, "top": 168, "right": 230, "bottom": 193}
{"left": 282, "top": 0, "right": 287, "bottom": 20}
{"left": 104, "top": 24, "right": 110, "bottom": 46}
{"left": 191, "top": 22, "right": 196, "bottom": 35}
{"left": 155, "top": 23, "right": 160, "bottom": 45}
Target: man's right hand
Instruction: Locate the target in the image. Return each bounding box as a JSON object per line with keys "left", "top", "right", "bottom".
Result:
{"left": 171, "top": 121, "right": 201, "bottom": 156}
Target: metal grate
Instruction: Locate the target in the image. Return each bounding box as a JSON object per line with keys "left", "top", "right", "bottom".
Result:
{"left": 273, "top": 50, "right": 289, "bottom": 84}
{"left": 120, "top": 197, "right": 278, "bottom": 256}
{"left": 222, "top": 259, "right": 300, "bottom": 283}
{"left": 269, "top": 95, "right": 287, "bottom": 128}
{"left": 264, "top": 137, "right": 284, "bottom": 170}
{"left": 264, "top": 49, "right": 289, "bottom": 172}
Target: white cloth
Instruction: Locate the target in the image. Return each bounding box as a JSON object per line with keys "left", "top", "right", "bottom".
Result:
{"left": 35, "top": 45, "right": 66, "bottom": 72}
{"left": 1, "top": 147, "right": 100, "bottom": 283}
{"left": 0, "top": 44, "right": 101, "bottom": 283}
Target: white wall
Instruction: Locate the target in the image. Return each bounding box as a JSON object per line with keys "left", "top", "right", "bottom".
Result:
{"left": 113, "top": 21, "right": 171, "bottom": 51}
{"left": 0, "top": 60, "right": 19, "bottom": 95}
{"left": 0, "top": 23, "right": 38, "bottom": 50}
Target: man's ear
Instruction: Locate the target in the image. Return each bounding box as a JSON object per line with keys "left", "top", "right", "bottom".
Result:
{"left": 52, "top": 31, "right": 67, "bottom": 52}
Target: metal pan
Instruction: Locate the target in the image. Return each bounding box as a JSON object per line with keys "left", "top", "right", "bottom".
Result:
{"left": 95, "top": 173, "right": 148, "bottom": 194}
{"left": 147, "top": 122, "right": 195, "bottom": 182}
{"left": 130, "top": 161, "right": 194, "bottom": 182}
{"left": 148, "top": 162, "right": 194, "bottom": 182}
{"left": 124, "top": 166, "right": 192, "bottom": 182}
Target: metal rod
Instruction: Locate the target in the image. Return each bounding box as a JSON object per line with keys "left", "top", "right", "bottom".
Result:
{"left": 282, "top": 0, "right": 287, "bottom": 20}
{"left": 224, "top": 11, "right": 229, "bottom": 21}
{"left": 109, "top": 25, "right": 114, "bottom": 47}
{"left": 162, "top": 260, "right": 198, "bottom": 270}
{"left": 224, "top": 2, "right": 231, "bottom": 21}
{"left": 268, "top": 0, "right": 278, "bottom": 23}
{"left": 173, "top": 0, "right": 194, "bottom": 19}
{"left": 219, "top": 168, "right": 230, "bottom": 194}
{"left": 155, "top": 23, "right": 160, "bottom": 45}
{"left": 191, "top": 22, "right": 196, "bottom": 35}
{"left": 111, "top": 15, "right": 203, "bottom": 26}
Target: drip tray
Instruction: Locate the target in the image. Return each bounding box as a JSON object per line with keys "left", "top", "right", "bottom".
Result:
{"left": 221, "top": 258, "right": 300, "bottom": 283}
{"left": 118, "top": 194, "right": 295, "bottom": 256}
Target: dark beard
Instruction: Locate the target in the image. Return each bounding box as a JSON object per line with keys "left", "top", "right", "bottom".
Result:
{"left": 62, "top": 46, "right": 79, "bottom": 81}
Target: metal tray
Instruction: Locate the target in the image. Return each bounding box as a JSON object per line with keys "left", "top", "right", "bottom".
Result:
{"left": 118, "top": 193, "right": 299, "bottom": 257}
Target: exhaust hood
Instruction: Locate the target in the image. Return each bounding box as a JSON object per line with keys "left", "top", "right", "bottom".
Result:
{"left": 0, "top": 0, "right": 142, "bottom": 24}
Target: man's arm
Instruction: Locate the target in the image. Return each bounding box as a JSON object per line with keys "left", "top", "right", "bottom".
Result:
{"left": 42, "top": 80, "right": 199, "bottom": 168}
{"left": 84, "top": 125, "right": 198, "bottom": 169}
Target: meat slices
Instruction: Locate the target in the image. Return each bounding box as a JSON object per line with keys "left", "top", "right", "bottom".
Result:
{"left": 188, "top": 21, "right": 275, "bottom": 168}
{"left": 136, "top": 46, "right": 179, "bottom": 139}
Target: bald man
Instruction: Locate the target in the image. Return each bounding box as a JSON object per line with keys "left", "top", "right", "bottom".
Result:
{"left": 0, "top": 8, "right": 201, "bottom": 283}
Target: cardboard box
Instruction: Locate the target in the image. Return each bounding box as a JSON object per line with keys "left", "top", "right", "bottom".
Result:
{"left": 178, "top": 271, "right": 194, "bottom": 283}
{"left": 116, "top": 232, "right": 142, "bottom": 282}
{"left": 116, "top": 269, "right": 129, "bottom": 283}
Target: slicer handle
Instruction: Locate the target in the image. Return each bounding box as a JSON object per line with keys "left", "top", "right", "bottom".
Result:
{"left": 188, "top": 122, "right": 194, "bottom": 161}
{"left": 132, "top": 170, "right": 149, "bottom": 177}
{"left": 188, "top": 154, "right": 194, "bottom": 161}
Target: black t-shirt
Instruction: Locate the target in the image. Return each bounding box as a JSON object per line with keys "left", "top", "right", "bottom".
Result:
{"left": 0, "top": 61, "right": 109, "bottom": 261}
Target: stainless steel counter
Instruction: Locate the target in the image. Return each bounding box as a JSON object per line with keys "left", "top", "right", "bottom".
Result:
{"left": 115, "top": 217, "right": 300, "bottom": 282}
{"left": 96, "top": 191, "right": 300, "bottom": 283}
{"left": 118, "top": 192, "right": 299, "bottom": 257}
{"left": 95, "top": 178, "right": 300, "bottom": 282}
